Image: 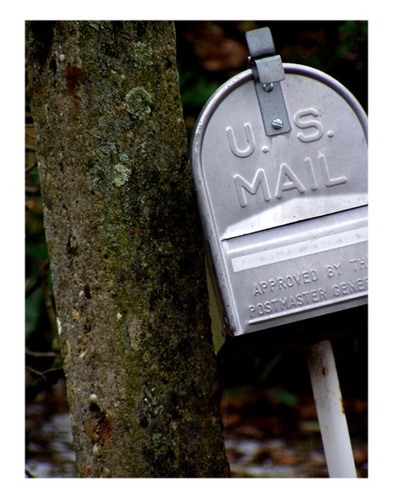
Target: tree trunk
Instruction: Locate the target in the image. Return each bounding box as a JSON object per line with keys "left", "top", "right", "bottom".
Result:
{"left": 26, "top": 20, "right": 230, "bottom": 478}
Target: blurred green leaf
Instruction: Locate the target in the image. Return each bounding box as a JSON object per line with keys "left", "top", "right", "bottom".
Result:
{"left": 25, "top": 287, "right": 44, "bottom": 339}
{"left": 267, "top": 387, "right": 299, "bottom": 408}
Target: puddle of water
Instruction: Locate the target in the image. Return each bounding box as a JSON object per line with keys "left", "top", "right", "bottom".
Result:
{"left": 26, "top": 407, "right": 76, "bottom": 478}
{"left": 25, "top": 381, "right": 77, "bottom": 478}
{"left": 225, "top": 435, "right": 328, "bottom": 478}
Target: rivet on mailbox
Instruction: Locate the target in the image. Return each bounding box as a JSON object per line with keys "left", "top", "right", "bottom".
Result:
{"left": 190, "top": 27, "right": 368, "bottom": 352}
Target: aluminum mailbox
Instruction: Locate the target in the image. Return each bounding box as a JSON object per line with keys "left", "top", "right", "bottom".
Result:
{"left": 190, "top": 38, "right": 368, "bottom": 343}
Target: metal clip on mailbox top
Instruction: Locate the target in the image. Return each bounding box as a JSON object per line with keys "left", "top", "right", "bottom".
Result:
{"left": 246, "top": 28, "right": 291, "bottom": 136}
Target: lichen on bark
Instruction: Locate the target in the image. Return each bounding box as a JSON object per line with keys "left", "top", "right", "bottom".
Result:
{"left": 26, "top": 20, "right": 230, "bottom": 477}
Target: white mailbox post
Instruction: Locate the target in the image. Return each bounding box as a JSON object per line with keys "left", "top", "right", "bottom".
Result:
{"left": 190, "top": 27, "right": 367, "bottom": 478}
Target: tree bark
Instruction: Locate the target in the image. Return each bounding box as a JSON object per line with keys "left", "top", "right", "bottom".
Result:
{"left": 26, "top": 20, "right": 230, "bottom": 478}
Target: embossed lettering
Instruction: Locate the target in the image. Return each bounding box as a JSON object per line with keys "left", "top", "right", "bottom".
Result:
{"left": 234, "top": 169, "right": 271, "bottom": 207}
{"left": 254, "top": 270, "right": 319, "bottom": 294}
{"left": 294, "top": 108, "right": 324, "bottom": 143}
{"left": 226, "top": 123, "right": 255, "bottom": 158}
{"left": 332, "top": 277, "right": 368, "bottom": 297}
{"left": 350, "top": 257, "right": 368, "bottom": 272}
{"left": 233, "top": 154, "right": 347, "bottom": 207}
{"left": 304, "top": 157, "right": 318, "bottom": 191}
{"left": 304, "top": 153, "right": 347, "bottom": 190}
{"left": 275, "top": 163, "right": 306, "bottom": 199}
{"left": 249, "top": 288, "right": 327, "bottom": 318}
{"left": 326, "top": 263, "right": 342, "bottom": 278}
{"left": 318, "top": 153, "right": 347, "bottom": 187}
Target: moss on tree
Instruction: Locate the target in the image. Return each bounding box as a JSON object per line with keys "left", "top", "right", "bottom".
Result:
{"left": 26, "top": 20, "right": 230, "bottom": 478}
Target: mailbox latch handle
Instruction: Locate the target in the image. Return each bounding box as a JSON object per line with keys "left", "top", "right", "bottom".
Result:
{"left": 246, "top": 27, "right": 291, "bottom": 137}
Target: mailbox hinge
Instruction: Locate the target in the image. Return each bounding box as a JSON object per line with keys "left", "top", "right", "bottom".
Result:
{"left": 246, "top": 27, "right": 291, "bottom": 137}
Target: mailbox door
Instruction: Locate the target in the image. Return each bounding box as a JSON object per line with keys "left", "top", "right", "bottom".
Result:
{"left": 191, "top": 63, "right": 367, "bottom": 337}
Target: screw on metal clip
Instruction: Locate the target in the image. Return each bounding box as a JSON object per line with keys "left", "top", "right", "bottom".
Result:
{"left": 271, "top": 118, "right": 283, "bottom": 130}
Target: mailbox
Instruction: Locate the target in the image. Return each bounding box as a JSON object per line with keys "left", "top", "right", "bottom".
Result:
{"left": 190, "top": 28, "right": 367, "bottom": 348}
